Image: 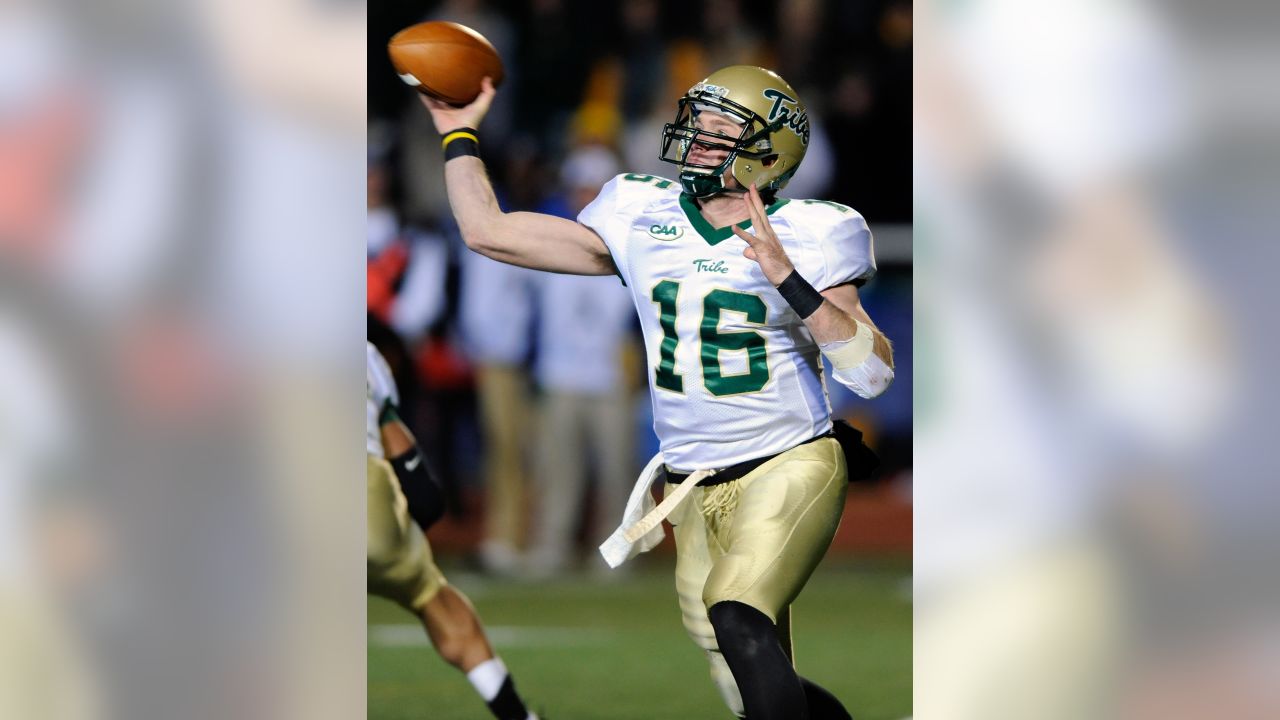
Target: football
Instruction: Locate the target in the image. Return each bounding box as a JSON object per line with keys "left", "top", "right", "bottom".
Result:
{"left": 388, "top": 21, "right": 504, "bottom": 106}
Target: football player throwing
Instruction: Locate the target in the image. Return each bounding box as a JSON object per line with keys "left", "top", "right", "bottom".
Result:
{"left": 422, "top": 66, "right": 893, "bottom": 720}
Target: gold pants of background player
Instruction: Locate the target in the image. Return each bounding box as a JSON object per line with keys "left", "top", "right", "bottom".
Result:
{"left": 367, "top": 454, "right": 446, "bottom": 613}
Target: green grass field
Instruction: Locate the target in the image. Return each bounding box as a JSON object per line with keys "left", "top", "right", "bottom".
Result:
{"left": 368, "top": 554, "right": 911, "bottom": 719}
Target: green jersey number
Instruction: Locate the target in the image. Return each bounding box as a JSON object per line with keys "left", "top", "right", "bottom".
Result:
{"left": 650, "top": 281, "right": 770, "bottom": 396}
{"left": 651, "top": 280, "right": 684, "bottom": 392}
{"left": 800, "top": 199, "right": 853, "bottom": 213}
{"left": 624, "top": 173, "right": 675, "bottom": 189}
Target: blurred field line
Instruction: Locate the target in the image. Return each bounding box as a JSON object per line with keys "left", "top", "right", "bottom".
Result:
{"left": 369, "top": 624, "right": 616, "bottom": 648}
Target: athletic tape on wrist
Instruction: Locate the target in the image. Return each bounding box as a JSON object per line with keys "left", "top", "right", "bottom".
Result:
{"left": 819, "top": 321, "right": 876, "bottom": 370}
{"left": 775, "top": 270, "right": 824, "bottom": 319}
{"left": 822, "top": 322, "right": 894, "bottom": 398}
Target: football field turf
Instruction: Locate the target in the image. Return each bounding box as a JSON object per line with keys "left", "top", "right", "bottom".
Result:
{"left": 368, "top": 555, "right": 911, "bottom": 719}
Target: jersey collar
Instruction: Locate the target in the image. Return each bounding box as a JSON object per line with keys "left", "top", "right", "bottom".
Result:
{"left": 678, "top": 193, "right": 791, "bottom": 246}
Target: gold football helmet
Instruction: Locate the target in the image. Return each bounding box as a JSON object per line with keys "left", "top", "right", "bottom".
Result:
{"left": 660, "top": 65, "right": 810, "bottom": 198}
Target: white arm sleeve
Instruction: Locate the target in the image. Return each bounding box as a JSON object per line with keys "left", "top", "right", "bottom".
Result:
{"left": 366, "top": 342, "right": 400, "bottom": 409}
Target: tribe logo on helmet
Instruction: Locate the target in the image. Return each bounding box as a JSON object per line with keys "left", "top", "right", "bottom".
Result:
{"left": 762, "top": 88, "right": 810, "bottom": 146}
{"left": 688, "top": 81, "right": 809, "bottom": 147}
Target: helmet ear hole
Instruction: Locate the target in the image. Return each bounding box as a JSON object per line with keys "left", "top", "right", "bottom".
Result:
{"left": 762, "top": 154, "right": 779, "bottom": 168}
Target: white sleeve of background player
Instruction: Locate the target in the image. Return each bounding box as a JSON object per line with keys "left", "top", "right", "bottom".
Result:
{"left": 576, "top": 174, "right": 631, "bottom": 285}
{"left": 814, "top": 211, "right": 877, "bottom": 291}
{"left": 366, "top": 342, "right": 400, "bottom": 409}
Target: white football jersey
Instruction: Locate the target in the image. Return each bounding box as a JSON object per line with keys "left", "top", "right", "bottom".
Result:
{"left": 579, "top": 173, "right": 876, "bottom": 470}
{"left": 366, "top": 342, "right": 399, "bottom": 458}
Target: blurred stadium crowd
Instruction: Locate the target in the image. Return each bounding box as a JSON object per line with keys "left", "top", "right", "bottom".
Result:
{"left": 367, "top": 0, "right": 913, "bottom": 574}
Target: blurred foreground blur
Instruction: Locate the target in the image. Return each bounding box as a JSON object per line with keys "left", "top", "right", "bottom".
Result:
{"left": 0, "top": 1, "right": 364, "bottom": 718}
{"left": 916, "top": 0, "right": 1280, "bottom": 717}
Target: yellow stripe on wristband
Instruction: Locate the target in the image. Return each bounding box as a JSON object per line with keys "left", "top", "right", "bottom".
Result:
{"left": 440, "top": 131, "right": 478, "bottom": 150}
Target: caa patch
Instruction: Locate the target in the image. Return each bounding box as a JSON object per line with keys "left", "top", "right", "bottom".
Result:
{"left": 648, "top": 224, "right": 684, "bottom": 241}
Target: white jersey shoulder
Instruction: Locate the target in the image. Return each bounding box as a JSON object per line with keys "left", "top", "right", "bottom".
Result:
{"left": 366, "top": 342, "right": 399, "bottom": 458}
{"left": 581, "top": 172, "right": 681, "bottom": 223}
{"left": 770, "top": 198, "right": 877, "bottom": 290}
{"left": 577, "top": 173, "right": 682, "bottom": 286}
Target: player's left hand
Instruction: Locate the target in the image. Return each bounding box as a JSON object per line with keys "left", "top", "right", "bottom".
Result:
{"left": 732, "top": 183, "right": 795, "bottom": 286}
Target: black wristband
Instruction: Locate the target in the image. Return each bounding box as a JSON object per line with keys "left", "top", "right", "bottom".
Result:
{"left": 441, "top": 127, "right": 480, "bottom": 161}
{"left": 776, "top": 270, "right": 824, "bottom": 319}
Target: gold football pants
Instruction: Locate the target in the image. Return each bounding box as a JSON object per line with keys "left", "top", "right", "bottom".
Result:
{"left": 667, "top": 437, "right": 848, "bottom": 715}
{"left": 367, "top": 454, "right": 446, "bottom": 613}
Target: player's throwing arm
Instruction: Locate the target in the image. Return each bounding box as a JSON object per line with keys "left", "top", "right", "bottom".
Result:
{"left": 419, "top": 81, "right": 616, "bottom": 277}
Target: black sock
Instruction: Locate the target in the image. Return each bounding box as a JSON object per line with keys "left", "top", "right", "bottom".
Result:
{"left": 709, "top": 601, "right": 808, "bottom": 720}
{"left": 486, "top": 675, "right": 529, "bottom": 720}
{"left": 801, "top": 677, "right": 852, "bottom": 720}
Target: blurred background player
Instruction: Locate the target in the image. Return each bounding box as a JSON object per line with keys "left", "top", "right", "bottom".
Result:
{"left": 367, "top": 342, "right": 539, "bottom": 720}
{"left": 525, "top": 146, "right": 641, "bottom": 577}
{"left": 420, "top": 62, "right": 891, "bottom": 720}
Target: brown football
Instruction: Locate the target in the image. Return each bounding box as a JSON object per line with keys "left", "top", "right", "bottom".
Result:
{"left": 388, "top": 21, "right": 504, "bottom": 106}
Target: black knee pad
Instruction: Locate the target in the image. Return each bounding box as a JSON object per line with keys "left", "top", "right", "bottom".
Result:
{"left": 709, "top": 601, "right": 808, "bottom": 720}
{"left": 708, "top": 601, "right": 777, "bottom": 662}
{"left": 390, "top": 448, "right": 446, "bottom": 530}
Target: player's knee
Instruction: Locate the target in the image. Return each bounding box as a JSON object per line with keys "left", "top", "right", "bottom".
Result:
{"left": 708, "top": 600, "right": 775, "bottom": 663}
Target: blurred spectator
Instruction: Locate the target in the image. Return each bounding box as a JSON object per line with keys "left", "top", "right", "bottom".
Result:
{"left": 366, "top": 151, "right": 448, "bottom": 345}
{"left": 618, "top": 0, "right": 666, "bottom": 119}
{"left": 622, "top": 96, "right": 673, "bottom": 180}
{"left": 700, "top": 0, "right": 768, "bottom": 71}
{"left": 525, "top": 147, "right": 639, "bottom": 576}
{"left": 775, "top": 0, "right": 825, "bottom": 89}
{"left": 514, "top": 0, "right": 592, "bottom": 150}
{"left": 459, "top": 249, "right": 537, "bottom": 575}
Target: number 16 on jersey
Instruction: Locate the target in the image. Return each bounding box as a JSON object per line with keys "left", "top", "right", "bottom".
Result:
{"left": 650, "top": 280, "right": 770, "bottom": 397}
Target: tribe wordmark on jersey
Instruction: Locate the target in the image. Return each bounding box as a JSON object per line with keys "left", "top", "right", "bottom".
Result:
{"left": 579, "top": 173, "right": 876, "bottom": 470}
